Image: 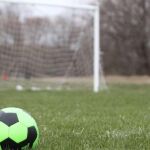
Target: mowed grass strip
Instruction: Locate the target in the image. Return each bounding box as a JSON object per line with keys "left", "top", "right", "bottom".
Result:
{"left": 0, "top": 84, "right": 150, "bottom": 149}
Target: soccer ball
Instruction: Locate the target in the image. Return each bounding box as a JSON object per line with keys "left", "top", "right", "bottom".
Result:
{"left": 0, "top": 107, "right": 39, "bottom": 149}
{"left": 16, "top": 85, "right": 24, "bottom": 91}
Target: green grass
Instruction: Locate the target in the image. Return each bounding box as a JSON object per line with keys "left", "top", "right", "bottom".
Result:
{"left": 0, "top": 84, "right": 150, "bottom": 149}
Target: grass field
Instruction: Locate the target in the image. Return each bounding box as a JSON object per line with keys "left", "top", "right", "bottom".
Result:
{"left": 0, "top": 84, "right": 150, "bottom": 149}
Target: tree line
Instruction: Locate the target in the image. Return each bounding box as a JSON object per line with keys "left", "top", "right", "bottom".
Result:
{"left": 101, "top": 0, "right": 150, "bottom": 75}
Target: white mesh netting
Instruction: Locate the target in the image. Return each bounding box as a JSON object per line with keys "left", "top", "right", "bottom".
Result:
{"left": 0, "top": 2, "right": 106, "bottom": 91}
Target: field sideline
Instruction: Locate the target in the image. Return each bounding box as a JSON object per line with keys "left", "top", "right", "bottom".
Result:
{"left": 0, "top": 84, "right": 150, "bottom": 149}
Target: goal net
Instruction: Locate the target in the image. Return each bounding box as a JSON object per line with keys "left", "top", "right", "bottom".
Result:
{"left": 0, "top": 0, "right": 106, "bottom": 92}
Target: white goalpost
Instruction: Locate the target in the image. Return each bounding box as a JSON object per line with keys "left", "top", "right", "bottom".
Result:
{"left": 0, "top": 0, "right": 106, "bottom": 92}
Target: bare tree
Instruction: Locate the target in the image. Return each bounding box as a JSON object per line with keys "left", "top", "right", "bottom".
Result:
{"left": 101, "top": 0, "right": 150, "bottom": 75}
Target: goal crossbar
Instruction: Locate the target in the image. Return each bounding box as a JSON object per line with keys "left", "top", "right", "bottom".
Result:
{"left": 0, "top": 0, "right": 98, "bottom": 10}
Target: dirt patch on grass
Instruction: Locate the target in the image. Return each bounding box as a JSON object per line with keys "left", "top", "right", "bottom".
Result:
{"left": 106, "top": 76, "right": 150, "bottom": 84}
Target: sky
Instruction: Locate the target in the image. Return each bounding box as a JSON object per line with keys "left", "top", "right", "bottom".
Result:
{"left": 28, "top": 0, "right": 97, "bottom": 17}
{"left": 0, "top": 0, "right": 98, "bottom": 17}
{"left": 37, "top": 0, "right": 94, "bottom": 5}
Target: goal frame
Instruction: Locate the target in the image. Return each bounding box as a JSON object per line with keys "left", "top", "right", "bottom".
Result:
{"left": 0, "top": 0, "right": 101, "bottom": 93}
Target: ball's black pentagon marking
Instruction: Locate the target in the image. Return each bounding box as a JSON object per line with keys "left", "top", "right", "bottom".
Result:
{"left": 0, "top": 111, "right": 4, "bottom": 116}
{"left": 0, "top": 138, "right": 21, "bottom": 150}
{"left": 0, "top": 113, "right": 19, "bottom": 126}
{"left": 19, "top": 126, "right": 38, "bottom": 148}
{"left": 27, "top": 126, "right": 37, "bottom": 148}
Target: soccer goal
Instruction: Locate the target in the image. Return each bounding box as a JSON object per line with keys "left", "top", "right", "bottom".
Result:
{"left": 0, "top": 0, "right": 106, "bottom": 92}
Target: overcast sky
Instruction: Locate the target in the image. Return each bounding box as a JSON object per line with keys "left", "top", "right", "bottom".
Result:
{"left": 40, "top": 0, "right": 94, "bottom": 5}
{"left": 27, "top": 0, "right": 98, "bottom": 17}
{"left": 0, "top": 0, "right": 98, "bottom": 17}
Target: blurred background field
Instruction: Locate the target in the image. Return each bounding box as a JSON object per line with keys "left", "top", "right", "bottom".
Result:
{"left": 1, "top": 76, "right": 150, "bottom": 90}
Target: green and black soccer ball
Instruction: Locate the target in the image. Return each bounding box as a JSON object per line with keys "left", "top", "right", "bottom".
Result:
{"left": 0, "top": 107, "right": 39, "bottom": 149}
